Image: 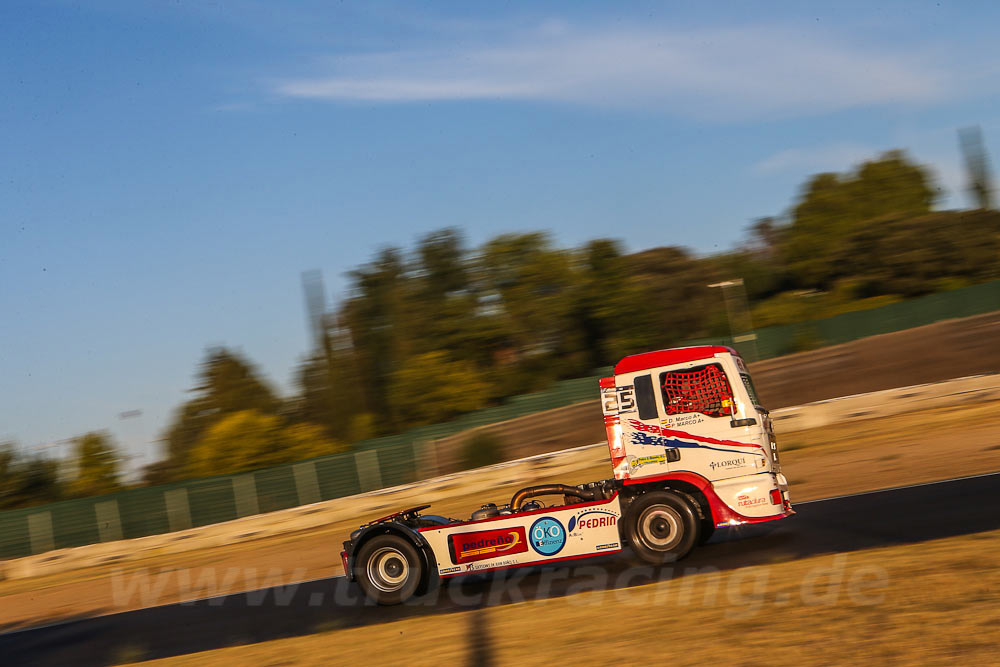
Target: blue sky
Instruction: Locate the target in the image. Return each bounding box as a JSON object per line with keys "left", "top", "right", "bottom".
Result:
{"left": 2, "top": 0, "right": 998, "bottom": 471}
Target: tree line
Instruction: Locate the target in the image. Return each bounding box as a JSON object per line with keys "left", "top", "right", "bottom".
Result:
{"left": 3, "top": 149, "right": 998, "bottom": 505}
{"left": 0, "top": 433, "right": 121, "bottom": 510}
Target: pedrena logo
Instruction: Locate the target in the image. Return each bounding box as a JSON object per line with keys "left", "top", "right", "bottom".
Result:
{"left": 451, "top": 527, "right": 528, "bottom": 564}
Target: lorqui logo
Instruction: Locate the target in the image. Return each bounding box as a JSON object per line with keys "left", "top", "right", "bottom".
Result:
{"left": 451, "top": 527, "right": 528, "bottom": 564}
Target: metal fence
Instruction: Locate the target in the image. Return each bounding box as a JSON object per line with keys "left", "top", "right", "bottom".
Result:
{"left": 727, "top": 280, "right": 1000, "bottom": 361}
{"left": 3, "top": 280, "right": 999, "bottom": 559}
{"left": 0, "top": 441, "right": 427, "bottom": 559}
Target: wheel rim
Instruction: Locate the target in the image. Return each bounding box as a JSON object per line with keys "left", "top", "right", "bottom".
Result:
{"left": 366, "top": 546, "right": 410, "bottom": 593}
{"left": 637, "top": 504, "right": 683, "bottom": 551}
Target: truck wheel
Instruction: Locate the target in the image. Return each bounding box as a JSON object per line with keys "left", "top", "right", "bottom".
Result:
{"left": 697, "top": 520, "right": 715, "bottom": 545}
{"left": 354, "top": 534, "right": 424, "bottom": 605}
{"left": 625, "top": 491, "right": 700, "bottom": 564}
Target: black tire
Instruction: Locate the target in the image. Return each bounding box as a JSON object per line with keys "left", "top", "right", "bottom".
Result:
{"left": 625, "top": 491, "right": 700, "bottom": 564}
{"left": 354, "top": 534, "right": 424, "bottom": 605}
{"left": 698, "top": 518, "right": 716, "bottom": 546}
{"left": 415, "top": 547, "right": 439, "bottom": 597}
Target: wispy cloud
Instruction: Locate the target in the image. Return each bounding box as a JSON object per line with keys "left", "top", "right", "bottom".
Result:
{"left": 268, "top": 22, "right": 955, "bottom": 119}
{"left": 752, "top": 136, "right": 972, "bottom": 207}
{"left": 753, "top": 142, "right": 878, "bottom": 175}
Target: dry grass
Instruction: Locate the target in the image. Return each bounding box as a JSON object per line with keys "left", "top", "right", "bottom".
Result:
{"left": 135, "top": 527, "right": 1000, "bottom": 666}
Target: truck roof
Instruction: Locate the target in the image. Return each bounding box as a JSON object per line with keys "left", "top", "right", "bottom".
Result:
{"left": 614, "top": 345, "right": 736, "bottom": 375}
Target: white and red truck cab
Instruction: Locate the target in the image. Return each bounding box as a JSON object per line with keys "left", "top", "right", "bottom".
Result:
{"left": 342, "top": 345, "right": 792, "bottom": 604}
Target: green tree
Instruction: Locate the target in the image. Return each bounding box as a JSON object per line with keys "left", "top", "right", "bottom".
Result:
{"left": 782, "top": 150, "right": 936, "bottom": 288}
{"left": 389, "top": 351, "right": 490, "bottom": 426}
{"left": 195, "top": 347, "right": 280, "bottom": 415}
{"left": 407, "top": 228, "right": 491, "bottom": 366}
{"left": 291, "top": 331, "right": 360, "bottom": 442}
{"left": 69, "top": 432, "right": 121, "bottom": 497}
{"left": 573, "top": 239, "right": 626, "bottom": 369}
{"left": 186, "top": 410, "right": 346, "bottom": 477}
{"left": 0, "top": 443, "right": 63, "bottom": 509}
{"left": 830, "top": 209, "right": 1000, "bottom": 297}
{"left": 415, "top": 227, "right": 469, "bottom": 300}
{"left": 163, "top": 347, "right": 281, "bottom": 475}
{"left": 343, "top": 247, "right": 409, "bottom": 430}
{"left": 475, "top": 232, "right": 584, "bottom": 388}
{"left": 610, "top": 246, "right": 718, "bottom": 356}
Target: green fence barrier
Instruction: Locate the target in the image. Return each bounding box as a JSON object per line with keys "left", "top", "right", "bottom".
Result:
{"left": 3, "top": 281, "right": 999, "bottom": 560}
{"left": 749, "top": 280, "right": 1000, "bottom": 359}
{"left": 0, "top": 443, "right": 424, "bottom": 559}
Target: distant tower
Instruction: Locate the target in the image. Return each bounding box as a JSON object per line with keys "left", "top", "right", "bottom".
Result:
{"left": 958, "top": 126, "right": 995, "bottom": 210}
{"left": 302, "top": 269, "right": 328, "bottom": 350}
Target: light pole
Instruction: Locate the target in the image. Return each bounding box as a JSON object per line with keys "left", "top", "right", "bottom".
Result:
{"left": 707, "top": 278, "right": 759, "bottom": 362}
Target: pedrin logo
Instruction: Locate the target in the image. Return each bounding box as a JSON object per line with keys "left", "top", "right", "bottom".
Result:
{"left": 451, "top": 527, "right": 528, "bottom": 564}
{"left": 529, "top": 517, "right": 566, "bottom": 556}
{"left": 568, "top": 510, "right": 618, "bottom": 534}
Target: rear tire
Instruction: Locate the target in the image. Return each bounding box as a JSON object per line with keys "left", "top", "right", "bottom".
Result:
{"left": 354, "top": 534, "right": 424, "bottom": 605}
{"left": 698, "top": 518, "right": 716, "bottom": 545}
{"left": 625, "top": 491, "right": 700, "bottom": 564}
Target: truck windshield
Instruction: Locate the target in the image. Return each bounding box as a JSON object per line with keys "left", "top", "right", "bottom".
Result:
{"left": 739, "top": 372, "right": 763, "bottom": 410}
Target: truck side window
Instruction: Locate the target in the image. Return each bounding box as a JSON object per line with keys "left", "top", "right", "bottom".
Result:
{"left": 633, "top": 374, "right": 658, "bottom": 420}
{"left": 659, "top": 363, "right": 735, "bottom": 418}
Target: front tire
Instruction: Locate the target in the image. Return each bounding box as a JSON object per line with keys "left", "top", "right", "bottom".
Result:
{"left": 354, "top": 534, "right": 424, "bottom": 605}
{"left": 625, "top": 491, "right": 700, "bottom": 564}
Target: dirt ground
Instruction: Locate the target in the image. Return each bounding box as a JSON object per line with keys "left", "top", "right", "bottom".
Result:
{"left": 750, "top": 310, "right": 1000, "bottom": 409}
{"left": 3, "top": 400, "right": 1000, "bottom": 633}
{"left": 144, "top": 526, "right": 1000, "bottom": 666}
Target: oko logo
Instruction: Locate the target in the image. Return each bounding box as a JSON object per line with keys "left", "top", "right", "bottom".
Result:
{"left": 529, "top": 517, "right": 566, "bottom": 556}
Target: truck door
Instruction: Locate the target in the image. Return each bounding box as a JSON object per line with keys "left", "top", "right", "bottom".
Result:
{"left": 615, "top": 372, "right": 681, "bottom": 478}
{"left": 656, "top": 359, "right": 766, "bottom": 479}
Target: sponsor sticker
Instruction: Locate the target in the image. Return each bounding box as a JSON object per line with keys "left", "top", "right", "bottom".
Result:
{"left": 529, "top": 517, "right": 566, "bottom": 556}
{"left": 737, "top": 494, "right": 767, "bottom": 508}
{"left": 662, "top": 414, "right": 704, "bottom": 428}
{"left": 465, "top": 558, "right": 519, "bottom": 572}
{"left": 450, "top": 527, "right": 528, "bottom": 564}
{"left": 595, "top": 543, "right": 620, "bottom": 551}
{"left": 440, "top": 566, "right": 461, "bottom": 575}
{"left": 627, "top": 452, "right": 667, "bottom": 470}
{"left": 709, "top": 456, "right": 748, "bottom": 471}
{"left": 567, "top": 510, "right": 618, "bottom": 535}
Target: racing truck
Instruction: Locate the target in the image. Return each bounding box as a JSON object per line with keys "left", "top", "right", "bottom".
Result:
{"left": 341, "top": 345, "right": 793, "bottom": 604}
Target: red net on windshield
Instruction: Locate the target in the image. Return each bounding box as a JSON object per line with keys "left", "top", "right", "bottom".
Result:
{"left": 660, "top": 364, "right": 734, "bottom": 417}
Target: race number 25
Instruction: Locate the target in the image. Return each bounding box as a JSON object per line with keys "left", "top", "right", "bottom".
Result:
{"left": 602, "top": 385, "right": 635, "bottom": 414}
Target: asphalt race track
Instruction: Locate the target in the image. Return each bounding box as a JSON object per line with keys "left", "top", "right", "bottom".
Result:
{"left": 4, "top": 472, "right": 999, "bottom": 666}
